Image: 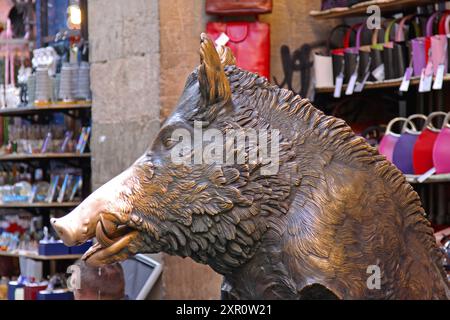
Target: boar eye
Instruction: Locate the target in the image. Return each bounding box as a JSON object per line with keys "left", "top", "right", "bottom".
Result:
{"left": 162, "top": 137, "right": 178, "bottom": 149}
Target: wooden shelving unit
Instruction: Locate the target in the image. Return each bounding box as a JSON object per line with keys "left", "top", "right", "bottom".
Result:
{"left": 405, "top": 173, "right": 450, "bottom": 184}
{"left": 0, "top": 102, "right": 91, "bottom": 117}
{"left": 316, "top": 75, "right": 450, "bottom": 94}
{"left": 0, "top": 251, "right": 82, "bottom": 261}
{"left": 0, "top": 152, "right": 90, "bottom": 162}
{"left": 0, "top": 202, "right": 80, "bottom": 209}
{"left": 309, "top": 0, "right": 440, "bottom": 20}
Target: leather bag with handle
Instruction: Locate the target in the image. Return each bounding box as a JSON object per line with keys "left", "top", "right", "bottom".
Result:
{"left": 344, "top": 23, "right": 363, "bottom": 83}
{"left": 347, "top": 23, "right": 373, "bottom": 84}
{"left": 429, "top": 12, "right": 449, "bottom": 76}
{"left": 314, "top": 24, "right": 350, "bottom": 87}
{"left": 379, "top": 117, "right": 413, "bottom": 163}
{"left": 206, "top": 21, "right": 270, "bottom": 78}
{"left": 433, "top": 112, "right": 450, "bottom": 174}
{"left": 445, "top": 14, "right": 450, "bottom": 73}
{"left": 329, "top": 24, "right": 355, "bottom": 84}
{"left": 392, "top": 114, "right": 427, "bottom": 174}
{"left": 413, "top": 112, "right": 448, "bottom": 174}
{"left": 383, "top": 18, "right": 400, "bottom": 80}
{"left": 394, "top": 15, "right": 421, "bottom": 79}
{"left": 427, "top": 11, "right": 450, "bottom": 75}
{"left": 370, "top": 24, "right": 386, "bottom": 81}
{"left": 205, "top": 0, "right": 272, "bottom": 15}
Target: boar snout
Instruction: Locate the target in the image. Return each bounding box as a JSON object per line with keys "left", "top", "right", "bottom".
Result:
{"left": 51, "top": 166, "right": 149, "bottom": 266}
{"left": 51, "top": 198, "right": 101, "bottom": 246}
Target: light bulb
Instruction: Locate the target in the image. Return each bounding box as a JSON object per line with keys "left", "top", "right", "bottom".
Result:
{"left": 67, "top": 4, "right": 82, "bottom": 29}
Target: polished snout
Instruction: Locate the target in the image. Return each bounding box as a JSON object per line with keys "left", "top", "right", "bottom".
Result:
{"left": 51, "top": 200, "right": 101, "bottom": 246}
{"left": 51, "top": 166, "right": 138, "bottom": 247}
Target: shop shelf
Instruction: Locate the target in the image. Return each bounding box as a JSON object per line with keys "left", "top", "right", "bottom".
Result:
{"left": 0, "top": 102, "right": 91, "bottom": 117}
{"left": 0, "top": 152, "right": 91, "bottom": 162}
{"left": 315, "top": 74, "right": 450, "bottom": 94}
{"left": 310, "top": 0, "right": 440, "bottom": 19}
{"left": 405, "top": 173, "right": 450, "bottom": 184}
{"left": 0, "top": 251, "right": 82, "bottom": 260}
{"left": 0, "top": 202, "right": 81, "bottom": 209}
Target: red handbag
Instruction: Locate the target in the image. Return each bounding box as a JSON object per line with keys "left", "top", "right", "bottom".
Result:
{"left": 206, "top": 21, "right": 270, "bottom": 79}
{"left": 412, "top": 112, "right": 447, "bottom": 174}
{"left": 205, "top": 0, "right": 272, "bottom": 15}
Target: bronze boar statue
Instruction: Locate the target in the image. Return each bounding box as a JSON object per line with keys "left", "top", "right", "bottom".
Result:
{"left": 52, "top": 34, "right": 450, "bottom": 300}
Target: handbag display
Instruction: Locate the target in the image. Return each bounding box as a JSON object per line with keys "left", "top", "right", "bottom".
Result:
{"left": 343, "top": 24, "right": 363, "bottom": 83}
{"left": 393, "top": 15, "right": 421, "bottom": 80}
{"left": 206, "top": 0, "right": 272, "bottom": 15}
{"left": 411, "top": 36, "right": 426, "bottom": 77}
{"left": 433, "top": 112, "right": 450, "bottom": 174}
{"left": 429, "top": 12, "right": 449, "bottom": 76}
{"left": 370, "top": 26, "right": 386, "bottom": 81}
{"left": 412, "top": 112, "right": 447, "bottom": 174}
{"left": 445, "top": 14, "right": 450, "bottom": 73}
{"left": 314, "top": 53, "right": 334, "bottom": 88}
{"left": 206, "top": 21, "right": 270, "bottom": 78}
{"left": 379, "top": 117, "right": 411, "bottom": 163}
{"left": 329, "top": 24, "right": 354, "bottom": 84}
{"left": 392, "top": 114, "right": 427, "bottom": 174}
{"left": 383, "top": 19, "right": 400, "bottom": 80}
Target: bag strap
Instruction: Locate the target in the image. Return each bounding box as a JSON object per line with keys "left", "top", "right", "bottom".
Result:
{"left": 386, "top": 117, "right": 411, "bottom": 137}
{"left": 425, "top": 111, "right": 448, "bottom": 132}
{"left": 395, "top": 15, "right": 421, "bottom": 41}
{"left": 327, "top": 24, "right": 351, "bottom": 53}
{"left": 426, "top": 11, "right": 442, "bottom": 37}
{"left": 384, "top": 19, "right": 399, "bottom": 44}
{"left": 402, "top": 114, "right": 428, "bottom": 134}
{"left": 443, "top": 112, "right": 450, "bottom": 129}
{"left": 356, "top": 23, "right": 366, "bottom": 49}
{"left": 371, "top": 21, "right": 387, "bottom": 46}
{"left": 344, "top": 23, "right": 362, "bottom": 48}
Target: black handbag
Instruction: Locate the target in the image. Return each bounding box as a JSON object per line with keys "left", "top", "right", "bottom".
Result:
{"left": 370, "top": 26, "right": 385, "bottom": 81}
{"left": 328, "top": 24, "right": 357, "bottom": 84}
{"left": 383, "top": 18, "right": 401, "bottom": 80}
{"left": 393, "top": 15, "right": 422, "bottom": 79}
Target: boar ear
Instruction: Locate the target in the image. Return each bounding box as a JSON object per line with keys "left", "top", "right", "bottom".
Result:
{"left": 217, "top": 45, "right": 236, "bottom": 66}
{"left": 198, "top": 33, "right": 231, "bottom": 105}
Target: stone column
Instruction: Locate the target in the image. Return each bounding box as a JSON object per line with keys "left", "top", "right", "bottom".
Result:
{"left": 89, "top": 0, "right": 161, "bottom": 190}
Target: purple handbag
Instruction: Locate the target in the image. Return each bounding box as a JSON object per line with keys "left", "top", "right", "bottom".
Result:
{"left": 392, "top": 114, "right": 427, "bottom": 174}
{"left": 411, "top": 12, "right": 440, "bottom": 77}
{"left": 411, "top": 38, "right": 426, "bottom": 76}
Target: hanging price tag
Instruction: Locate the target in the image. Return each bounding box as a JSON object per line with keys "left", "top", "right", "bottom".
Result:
{"left": 345, "top": 72, "right": 358, "bottom": 95}
{"left": 418, "top": 167, "right": 436, "bottom": 183}
{"left": 215, "top": 33, "right": 230, "bottom": 47}
{"left": 333, "top": 73, "right": 344, "bottom": 98}
{"left": 418, "top": 63, "right": 433, "bottom": 93}
{"left": 432, "top": 64, "right": 445, "bottom": 90}
{"left": 372, "top": 64, "right": 385, "bottom": 82}
{"left": 354, "top": 72, "right": 370, "bottom": 92}
{"left": 399, "top": 67, "right": 413, "bottom": 92}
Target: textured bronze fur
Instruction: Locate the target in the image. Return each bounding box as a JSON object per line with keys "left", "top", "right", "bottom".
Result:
{"left": 53, "top": 34, "right": 449, "bottom": 299}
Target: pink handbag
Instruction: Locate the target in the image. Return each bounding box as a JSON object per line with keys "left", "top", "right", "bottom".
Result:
{"left": 430, "top": 14, "right": 448, "bottom": 76}
{"left": 379, "top": 117, "right": 415, "bottom": 163}
{"left": 433, "top": 112, "right": 450, "bottom": 174}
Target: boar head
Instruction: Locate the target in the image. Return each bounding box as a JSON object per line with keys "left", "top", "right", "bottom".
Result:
{"left": 52, "top": 34, "right": 290, "bottom": 273}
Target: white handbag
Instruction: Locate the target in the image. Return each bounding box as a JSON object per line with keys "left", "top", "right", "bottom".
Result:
{"left": 314, "top": 53, "right": 334, "bottom": 88}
